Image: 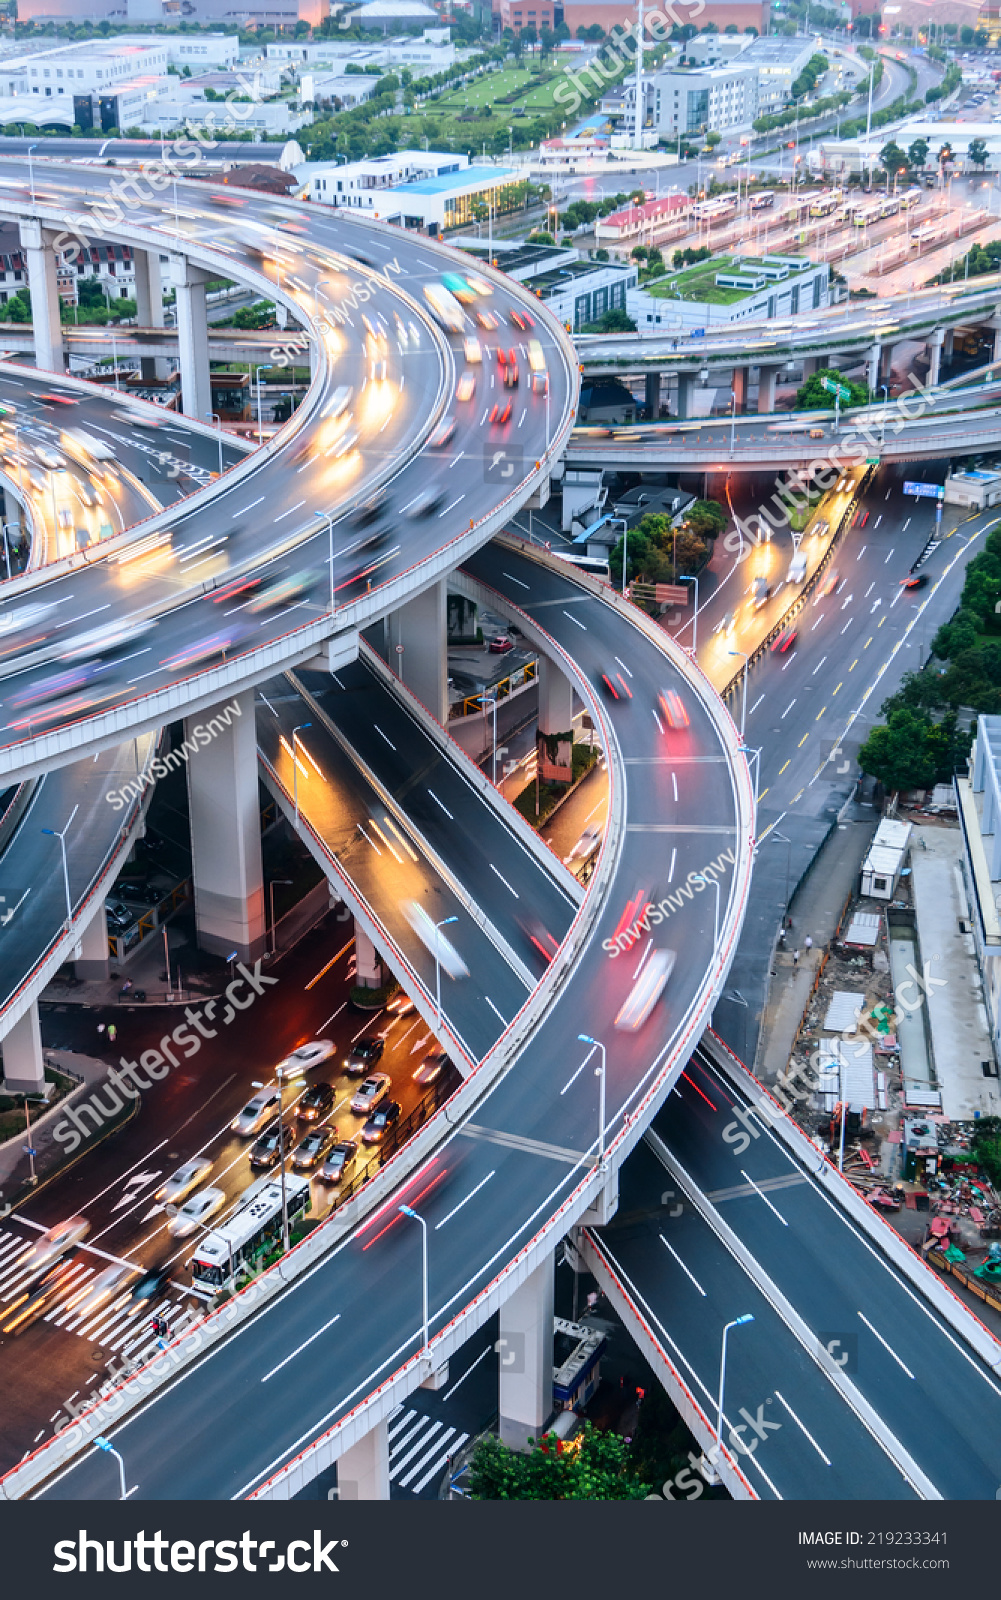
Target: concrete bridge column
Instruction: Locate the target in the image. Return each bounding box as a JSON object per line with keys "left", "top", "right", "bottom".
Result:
{"left": 171, "top": 255, "right": 213, "bottom": 422}
{"left": 538, "top": 654, "right": 574, "bottom": 736}
{"left": 644, "top": 369, "right": 661, "bottom": 418}
{"left": 185, "top": 689, "right": 265, "bottom": 961}
{"left": 20, "top": 219, "right": 64, "bottom": 373}
{"left": 756, "top": 364, "right": 779, "bottom": 414}
{"left": 879, "top": 341, "right": 896, "bottom": 386}
{"left": 866, "top": 343, "right": 881, "bottom": 395}
{"left": 132, "top": 247, "right": 168, "bottom": 382}
{"left": 75, "top": 902, "right": 109, "bottom": 982}
{"left": 386, "top": 578, "right": 447, "bottom": 725}
{"left": 354, "top": 921, "right": 381, "bottom": 989}
{"left": 1, "top": 1001, "right": 45, "bottom": 1094}
{"left": 927, "top": 327, "right": 945, "bottom": 388}
{"left": 990, "top": 316, "right": 1001, "bottom": 365}
{"left": 336, "top": 1419, "right": 390, "bottom": 1500}
{"left": 676, "top": 371, "right": 695, "bottom": 419}
{"left": 731, "top": 364, "right": 749, "bottom": 413}
{"left": 943, "top": 327, "right": 954, "bottom": 365}
{"left": 801, "top": 356, "right": 819, "bottom": 380}
{"left": 499, "top": 1251, "right": 555, "bottom": 1450}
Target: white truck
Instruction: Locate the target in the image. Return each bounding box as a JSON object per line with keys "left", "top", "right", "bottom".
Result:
{"left": 787, "top": 551, "right": 807, "bottom": 585}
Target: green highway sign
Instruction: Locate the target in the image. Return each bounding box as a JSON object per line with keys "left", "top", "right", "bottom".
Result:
{"left": 866, "top": 457, "right": 880, "bottom": 465}
{"left": 821, "top": 376, "right": 851, "bottom": 403}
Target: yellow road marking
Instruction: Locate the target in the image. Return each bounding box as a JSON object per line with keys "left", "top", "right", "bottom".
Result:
{"left": 798, "top": 733, "right": 809, "bottom": 747}
{"left": 778, "top": 759, "right": 791, "bottom": 775}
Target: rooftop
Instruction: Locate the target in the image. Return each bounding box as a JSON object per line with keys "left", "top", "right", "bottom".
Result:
{"left": 385, "top": 164, "right": 517, "bottom": 195}
{"left": 646, "top": 252, "right": 815, "bottom": 305}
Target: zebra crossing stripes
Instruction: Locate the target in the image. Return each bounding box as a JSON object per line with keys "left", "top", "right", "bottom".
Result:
{"left": 387, "top": 1408, "right": 470, "bottom": 1497}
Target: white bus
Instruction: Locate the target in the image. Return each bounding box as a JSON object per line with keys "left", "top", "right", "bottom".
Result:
{"left": 423, "top": 282, "right": 466, "bottom": 335}
{"left": 554, "top": 550, "right": 611, "bottom": 581}
{"left": 190, "top": 1174, "right": 312, "bottom": 1298}
{"left": 750, "top": 189, "right": 775, "bottom": 211}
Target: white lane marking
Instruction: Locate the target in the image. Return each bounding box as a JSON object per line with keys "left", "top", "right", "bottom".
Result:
{"left": 485, "top": 996, "right": 507, "bottom": 1026}
{"left": 502, "top": 571, "right": 530, "bottom": 590}
{"left": 614, "top": 656, "right": 633, "bottom": 678}
{"left": 434, "top": 1170, "right": 495, "bottom": 1230}
{"left": 357, "top": 822, "right": 382, "bottom": 854}
{"left": 668, "top": 847, "right": 677, "bottom": 883}
{"left": 427, "top": 788, "right": 454, "bottom": 820}
{"left": 671, "top": 771, "right": 678, "bottom": 802}
{"left": 780, "top": 699, "right": 796, "bottom": 719}
{"left": 441, "top": 1345, "right": 491, "bottom": 1402}
{"left": 373, "top": 724, "right": 396, "bottom": 750}
{"left": 562, "top": 609, "right": 587, "bottom": 629}
{"left": 857, "top": 1311, "right": 915, "bottom": 1379}
{"left": 856, "top": 545, "right": 866, "bottom": 561}
{"left": 902, "top": 517, "right": 911, "bottom": 532}
{"left": 390, "top": 1419, "right": 445, "bottom": 1480}
{"left": 652, "top": 708, "right": 664, "bottom": 734}
{"left": 489, "top": 863, "right": 519, "bottom": 898}
{"left": 750, "top": 694, "right": 765, "bottom": 715}
{"left": 864, "top": 583, "right": 875, "bottom": 598}
{"left": 439, "top": 495, "right": 464, "bottom": 516}
{"left": 273, "top": 499, "right": 306, "bottom": 522}
{"left": 884, "top": 545, "right": 893, "bottom": 561}
{"left": 261, "top": 1313, "right": 342, "bottom": 1382}
{"left": 658, "top": 1233, "right": 707, "bottom": 1296}
{"left": 773, "top": 1390, "right": 832, "bottom": 1465}
{"left": 811, "top": 655, "right": 827, "bottom": 676}
{"left": 739, "top": 1168, "right": 789, "bottom": 1226}
{"left": 410, "top": 1430, "right": 470, "bottom": 1494}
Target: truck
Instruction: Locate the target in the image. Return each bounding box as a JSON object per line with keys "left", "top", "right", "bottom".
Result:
{"left": 787, "top": 551, "right": 807, "bottom": 585}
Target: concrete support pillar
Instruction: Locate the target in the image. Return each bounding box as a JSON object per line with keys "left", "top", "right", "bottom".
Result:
{"left": 171, "top": 255, "right": 213, "bottom": 422}
{"left": 756, "top": 364, "right": 779, "bottom": 414}
{"left": 1, "top": 1001, "right": 44, "bottom": 1094}
{"left": 676, "top": 371, "right": 695, "bottom": 420}
{"left": 538, "top": 654, "right": 574, "bottom": 736}
{"left": 731, "top": 364, "right": 749, "bottom": 413}
{"left": 879, "top": 341, "right": 896, "bottom": 386}
{"left": 499, "top": 1252, "right": 555, "bottom": 1450}
{"left": 801, "top": 356, "right": 819, "bottom": 380}
{"left": 19, "top": 219, "right": 64, "bottom": 374}
{"left": 336, "top": 1419, "right": 390, "bottom": 1500}
{"left": 386, "top": 579, "right": 447, "bottom": 725}
{"left": 866, "top": 343, "right": 881, "bottom": 395}
{"left": 644, "top": 369, "right": 661, "bottom": 418}
{"left": 943, "top": 327, "right": 954, "bottom": 364}
{"left": 75, "top": 902, "right": 109, "bottom": 982}
{"left": 927, "top": 327, "right": 945, "bottom": 389}
{"left": 185, "top": 689, "right": 265, "bottom": 961}
{"left": 354, "top": 920, "right": 381, "bottom": 989}
{"left": 133, "top": 247, "right": 167, "bottom": 382}
{"left": 989, "top": 317, "right": 1001, "bottom": 365}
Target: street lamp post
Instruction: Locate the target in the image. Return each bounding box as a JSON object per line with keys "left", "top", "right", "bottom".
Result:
{"left": 41, "top": 804, "right": 79, "bottom": 928}
{"left": 269, "top": 877, "right": 292, "bottom": 957}
{"left": 314, "top": 508, "right": 335, "bottom": 614}
{"left": 713, "top": 1313, "right": 754, "bottom": 1472}
{"left": 578, "top": 1033, "right": 607, "bottom": 1170}
{"left": 879, "top": 381, "right": 889, "bottom": 448}
{"left": 728, "top": 649, "right": 750, "bottom": 738}
{"left": 480, "top": 692, "right": 498, "bottom": 784}
{"left": 205, "top": 412, "right": 224, "bottom": 476}
{"left": 434, "top": 915, "right": 458, "bottom": 1030}
{"left": 679, "top": 572, "right": 700, "bottom": 654}
{"left": 398, "top": 1202, "right": 430, "bottom": 1361}
{"left": 291, "top": 722, "right": 312, "bottom": 831}
{"left": 252, "top": 1068, "right": 303, "bottom": 1251}
{"left": 95, "top": 1436, "right": 128, "bottom": 1500}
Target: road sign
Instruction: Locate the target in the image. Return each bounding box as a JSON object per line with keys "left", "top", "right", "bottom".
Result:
{"left": 820, "top": 376, "right": 851, "bottom": 403}
{"left": 903, "top": 481, "right": 943, "bottom": 499}
{"left": 655, "top": 583, "right": 689, "bottom": 605}
{"left": 865, "top": 457, "right": 880, "bottom": 465}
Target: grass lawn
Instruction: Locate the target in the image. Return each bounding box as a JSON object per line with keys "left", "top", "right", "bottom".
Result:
{"left": 645, "top": 257, "right": 752, "bottom": 307}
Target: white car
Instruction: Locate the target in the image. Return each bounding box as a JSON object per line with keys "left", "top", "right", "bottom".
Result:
{"left": 24, "top": 1216, "right": 90, "bottom": 1275}
{"left": 463, "top": 336, "right": 482, "bottom": 365}
{"left": 350, "top": 1072, "right": 392, "bottom": 1115}
{"left": 63, "top": 1263, "right": 135, "bottom": 1318}
{"left": 275, "top": 1040, "right": 335, "bottom": 1076}
{"left": 231, "top": 1088, "right": 282, "bottom": 1137}
{"left": 155, "top": 1157, "right": 213, "bottom": 1206}
{"left": 167, "top": 1185, "right": 226, "bottom": 1238}
{"left": 566, "top": 824, "right": 601, "bottom": 865}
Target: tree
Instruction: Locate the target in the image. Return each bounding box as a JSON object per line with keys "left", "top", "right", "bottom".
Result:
{"left": 968, "top": 137, "right": 989, "bottom": 170}
{"left": 859, "top": 708, "right": 946, "bottom": 793}
{"left": 686, "top": 498, "right": 727, "bottom": 539}
{"left": 879, "top": 140, "right": 908, "bottom": 179}
{"left": 705, "top": 129, "right": 722, "bottom": 148}
{"left": 960, "top": 23, "right": 974, "bottom": 43}
{"left": 467, "top": 1425, "right": 652, "bottom": 1499}
{"left": 795, "top": 366, "right": 869, "bottom": 409}
{"left": 907, "top": 136, "right": 929, "bottom": 170}
{"left": 594, "top": 306, "right": 636, "bottom": 331}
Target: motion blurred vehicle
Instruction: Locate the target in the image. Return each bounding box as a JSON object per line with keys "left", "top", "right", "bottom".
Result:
{"left": 249, "top": 1121, "right": 296, "bottom": 1169}
{"left": 489, "top": 401, "right": 512, "bottom": 425}
{"left": 38, "top": 392, "right": 77, "bottom": 407}
{"left": 443, "top": 272, "right": 477, "bottom": 305}
{"left": 900, "top": 573, "right": 929, "bottom": 590}
{"left": 600, "top": 669, "right": 631, "bottom": 700}
{"left": 128, "top": 1261, "right": 172, "bottom": 1312}
{"left": 245, "top": 570, "right": 318, "bottom": 615}
{"left": 0, "top": 600, "right": 56, "bottom": 640}
{"left": 231, "top": 1088, "right": 282, "bottom": 1137}
{"left": 413, "top": 1050, "right": 449, "bottom": 1086}
{"left": 787, "top": 551, "right": 807, "bottom": 585}
{"left": 817, "top": 569, "right": 840, "bottom": 599}
{"left": 488, "top": 633, "right": 514, "bottom": 653}
{"left": 344, "top": 1036, "right": 385, "bottom": 1075}
{"left": 528, "top": 370, "right": 549, "bottom": 396}
{"left": 163, "top": 624, "right": 252, "bottom": 672}
{"left": 61, "top": 616, "right": 157, "bottom": 661}
{"left": 475, "top": 309, "right": 499, "bottom": 330}
{"left": 503, "top": 358, "right": 519, "bottom": 388}
{"left": 155, "top": 1157, "right": 213, "bottom": 1205}
{"left": 406, "top": 487, "right": 446, "bottom": 519}
{"left": 276, "top": 1039, "right": 335, "bottom": 1074}
{"left": 456, "top": 372, "right": 476, "bottom": 403}
{"left": 168, "top": 1185, "right": 226, "bottom": 1238}
{"left": 350, "top": 1072, "right": 391, "bottom": 1115}
{"left": 292, "top": 1127, "right": 335, "bottom": 1171}
{"left": 771, "top": 625, "right": 797, "bottom": 653}
{"left": 350, "top": 492, "right": 388, "bottom": 528}
{"left": 423, "top": 283, "right": 465, "bottom": 334}
{"left": 430, "top": 417, "right": 456, "bottom": 449}
{"left": 566, "top": 823, "right": 601, "bottom": 866}
{"left": 1, "top": 1260, "right": 78, "bottom": 1335}
{"left": 112, "top": 408, "right": 161, "bottom": 429}
{"left": 319, "top": 1140, "right": 358, "bottom": 1183}
{"left": 296, "top": 1081, "right": 335, "bottom": 1122}
{"left": 34, "top": 445, "right": 66, "bottom": 470}
{"left": 22, "top": 1216, "right": 90, "bottom": 1277}
{"left": 63, "top": 1263, "right": 135, "bottom": 1319}
{"left": 403, "top": 899, "right": 470, "bottom": 978}
{"left": 386, "top": 992, "right": 415, "bottom": 1018}
{"left": 361, "top": 1100, "right": 401, "bottom": 1144}
{"left": 463, "top": 336, "right": 482, "bottom": 365}
{"left": 614, "top": 947, "right": 677, "bottom": 1031}
{"left": 712, "top": 612, "right": 736, "bottom": 640}
{"left": 658, "top": 688, "right": 690, "bottom": 729}
{"left": 752, "top": 576, "right": 769, "bottom": 608}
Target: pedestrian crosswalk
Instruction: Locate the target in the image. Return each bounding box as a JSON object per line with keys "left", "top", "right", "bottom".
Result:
{"left": 0, "top": 1227, "right": 194, "bottom": 1366}
{"left": 385, "top": 1404, "right": 469, "bottom": 1497}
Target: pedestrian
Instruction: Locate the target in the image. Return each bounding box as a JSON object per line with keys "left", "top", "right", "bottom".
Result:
{"left": 107, "top": 1023, "right": 117, "bottom": 1044}
{"left": 804, "top": 934, "right": 813, "bottom": 952}
{"left": 787, "top": 915, "right": 793, "bottom": 931}
{"left": 793, "top": 948, "right": 800, "bottom": 966}
{"left": 778, "top": 929, "right": 786, "bottom": 949}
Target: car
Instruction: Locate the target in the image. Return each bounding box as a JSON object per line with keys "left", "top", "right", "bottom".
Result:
{"left": 275, "top": 1039, "right": 335, "bottom": 1076}
{"left": 249, "top": 1120, "right": 297, "bottom": 1169}
{"left": 808, "top": 428, "right": 825, "bottom": 439}
{"left": 817, "top": 569, "right": 840, "bottom": 599}
{"left": 1, "top": 1261, "right": 79, "bottom": 1335}
{"left": 230, "top": 1088, "right": 282, "bottom": 1137}
{"left": 292, "top": 1127, "right": 336, "bottom": 1171}
{"left": 105, "top": 898, "right": 133, "bottom": 931}
{"left": 406, "top": 487, "right": 446, "bottom": 519}
{"left": 771, "top": 625, "right": 798, "bottom": 654}
{"left": 350, "top": 1072, "right": 392, "bottom": 1115}
{"left": 63, "top": 1262, "right": 135, "bottom": 1319}
{"left": 463, "top": 336, "right": 482, "bottom": 365}
{"left": 319, "top": 1139, "right": 359, "bottom": 1183}
{"left": 859, "top": 510, "right": 870, "bottom": 528}
{"left": 712, "top": 612, "right": 736, "bottom": 639}
{"left": 658, "top": 689, "right": 690, "bottom": 729}
{"left": 614, "top": 948, "right": 677, "bottom": 1032}
{"left": 345, "top": 1036, "right": 385, "bottom": 1075}
{"left": 600, "top": 670, "right": 631, "bottom": 701}
{"left": 566, "top": 823, "right": 602, "bottom": 865}
{"left": 529, "top": 370, "right": 549, "bottom": 396}
{"left": 509, "top": 309, "right": 534, "bottom": 331}
{"left": 155, "top": 1157, "right": 213, "bottom": 1205}
{"left": 503, "top": 360, "right": 519, "bottom": 388}
{"left": 413, "top": 1050, "right": 449, "bottom": 1086}
{"left": 296, "top": 1081, "right": 336, "bottom": 1122}
{"left": 489, "top": 401, "right": 512, "bottom": 425}
{"left": 475, "top": 309, "right": 499, "bottom": 330}
{"left": 167, "top": 1185, "right": 226, "bottom": 1238}
{"left": 361, "top": 1099, "right": 401, "bottom": 1144}
{"left": 900, "top": 573, "right": 929, "bottom": 590}
{"left": 38, "top": 392, "right": 77, "bottom": 407}
{"left": 22, "top": 1216, "right": 90, "bottom": 1277}
{"left": 430, "top": 416, "right": 456, "bottom": 449}
{"left": 386, "top": 992, "right": 415, "bottom": 1018}
{"left": 349, "top": 493, "right": 388, "bottom": 528}
{"left": 128, "top": 1261, "right": 172, "bottom": 1311}
{"left": 488, "top": 633, "right": 515, "bottom": 653}
{"left": 456, "top": 372, "right": 476, "bottom": 403}
{"left": 34, "top": 445, "right": 66, "bottom": 470}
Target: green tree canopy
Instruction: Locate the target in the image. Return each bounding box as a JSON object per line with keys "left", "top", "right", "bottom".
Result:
{"left": 879, "top": 139, "right": 908, "bottom": 178}
{"left": 858, "top": 707, "right": 953, "bottom": 793}
{"left": 794, "top": 367, "right": 869, "bottom": 410}
{"left": 968, "top": 137, "right": 989, "bottom": 170}
{"left": 468, "top": 1424, "right": 652, "bottom": 1499}
{"left": 594, "top": 306, "right": 636, "bottom": 332}
{"left": 908, "top": 137, "right": 929, "bottom": 169}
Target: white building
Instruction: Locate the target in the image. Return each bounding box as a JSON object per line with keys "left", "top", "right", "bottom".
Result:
{"left": 957, "top": 715, "right": 1001, "bottom": 1067}
{"left": 861, "top": 817, "right": 912, "bottom": 900}
{"left": 165, "top": 34, "right": 240, "bottom": 72}
{"left": 300, "top": 150, "right": 522, "bottom": 234}
{"left": 143, "top": 94, "right": 307, "bottom": 136}
{"left": 819, "top": 119, "right": 1001, "bottom": 177}
{"left": 650, "top": 64, "right": 759, "bottom": 138}
{"left": 300, "top": 71, "right": 381, "bottom": 109}
{"left": 628, "top": 252, "right": 828, "bottom": 331}
{"left": 740, "top": 37, "right": 817, "bottom": 112}
{"left": 459, "top": 238, "right": 637, "bottom": 330}
{"left": 266, "top": 31, "right": 456, "bottom": 72}
{"left": 0, "top": 36, "right": 169, "bottom": 101}
{"left": 682, "top": 34, "right": 755, "bottom": 67}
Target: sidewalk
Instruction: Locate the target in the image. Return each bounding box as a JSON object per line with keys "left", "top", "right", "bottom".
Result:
{"left": 0, "top": 1049, "right": 132, "bottom": 1199}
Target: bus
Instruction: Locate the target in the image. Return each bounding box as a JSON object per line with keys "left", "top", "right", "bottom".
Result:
{"left": 874, "top": 195, "right": 900, "bottom": 220}
{"left": 423, "top": 282, "right": 466, "bottom": 335}
{"left": 692, "top": 195, "right": 738, "bottom": 223}
{"left": 554, "top": 550, "right": 611, "bottom": 581}
{"left": 190, "top": 1174, "right": 312, "bottom": 1298}
{"left": 749, "top": 190, "right": 775, "bottom": 211}
{"left": 898, "top": 185, "right": 923, "bottom": 210}
{"left": 809, "top": 192, "right": 840, "bottom": 218}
